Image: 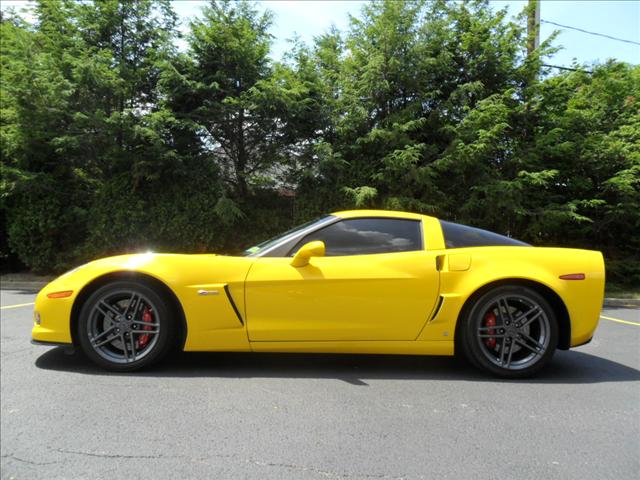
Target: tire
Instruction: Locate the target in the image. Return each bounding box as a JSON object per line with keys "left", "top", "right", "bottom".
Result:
{"left": 459, "top": 285, "right": 558, "bottom": 378}
{"left": 77, "top": 280, "right": 177, "bottom": 372}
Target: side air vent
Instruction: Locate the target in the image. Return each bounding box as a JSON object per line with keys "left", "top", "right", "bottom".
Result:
{"left": 429, "top": 296, "right": 444, "bottom": 323}
{"left": 224, "top": 285, "right": 244, "bottom": 326}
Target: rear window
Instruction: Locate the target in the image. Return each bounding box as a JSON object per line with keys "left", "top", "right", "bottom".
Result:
{"left": 440, "top": 220, "right": 529, "bottom": 248}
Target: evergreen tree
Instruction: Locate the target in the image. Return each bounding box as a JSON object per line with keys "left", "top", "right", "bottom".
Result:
{"left": 0, "top": 0, "right": 637, "bottom": 285}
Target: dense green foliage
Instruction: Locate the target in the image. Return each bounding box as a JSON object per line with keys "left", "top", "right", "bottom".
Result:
{"left": 1, "top": 0, "right": 638, "bottom": 285}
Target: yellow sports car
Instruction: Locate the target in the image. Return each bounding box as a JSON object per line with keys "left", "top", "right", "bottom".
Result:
{"left": 32, "top": 209, "right": 605, "bottom": 377}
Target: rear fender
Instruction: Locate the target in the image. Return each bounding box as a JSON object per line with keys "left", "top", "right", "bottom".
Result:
{"left": 417, "top": 247, "right": 605, "bottom": 347}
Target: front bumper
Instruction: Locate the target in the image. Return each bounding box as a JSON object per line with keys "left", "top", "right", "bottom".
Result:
{"left": 31, "top": 281, "right": 76, "bottom": 345}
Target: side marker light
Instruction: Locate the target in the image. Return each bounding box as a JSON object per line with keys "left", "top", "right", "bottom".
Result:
{"left": 559, "top": 273, "right": 585, "bottom": 280}
{"left": 47, "top": 290, "right": 73, "bottom": 299}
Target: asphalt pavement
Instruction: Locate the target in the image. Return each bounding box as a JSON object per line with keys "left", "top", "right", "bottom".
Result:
{"left": 1, "top": 289, "right": 639, "bottom": 480}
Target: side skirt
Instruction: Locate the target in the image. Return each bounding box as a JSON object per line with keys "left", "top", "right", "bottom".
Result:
{"left": 249, "top": 340, "right": 454, "bottom": 356}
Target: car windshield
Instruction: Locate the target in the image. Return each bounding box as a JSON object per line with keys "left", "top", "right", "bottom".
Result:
{"left": 242, "top": 215, "right": 333, "bottom": 256}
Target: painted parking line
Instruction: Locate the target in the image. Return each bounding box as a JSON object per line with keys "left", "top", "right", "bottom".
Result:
{"left": 600, "top": 315, "right": 640, "bottom": 327}
{"left": 0, "top": 302, "right": 35, "bottom": 311}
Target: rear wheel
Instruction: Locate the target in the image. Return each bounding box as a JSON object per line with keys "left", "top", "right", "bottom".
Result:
{"left": 77, "top": 280, "right": 176, "bottom": 371}
{"left": 460, "top": 285, "right": 558, "bottom": 378}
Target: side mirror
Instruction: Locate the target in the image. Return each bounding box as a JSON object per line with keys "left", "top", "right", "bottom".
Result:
{"left": 291, "top": 241, "right": 325, "bottom": 268}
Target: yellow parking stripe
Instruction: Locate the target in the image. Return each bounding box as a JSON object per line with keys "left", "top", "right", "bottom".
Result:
{"left": 601, "top": 315, "right": 640, "bottom": 327}
{"left": 0, "top": 302, "right": 35, "bottom": 310}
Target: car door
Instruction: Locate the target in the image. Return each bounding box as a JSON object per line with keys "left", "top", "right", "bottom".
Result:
{"left": 244, "top": 217, "right": 440, "bottom": 342}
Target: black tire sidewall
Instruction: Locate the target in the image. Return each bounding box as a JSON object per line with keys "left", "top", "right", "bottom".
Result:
{"left": 77, "top": 280, "right": 176, "bottom": 372}
{"left": 461, "top": 285, "right": 559, "bottom": 378}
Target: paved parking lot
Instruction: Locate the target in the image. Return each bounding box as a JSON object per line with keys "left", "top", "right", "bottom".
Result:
{"left": 1, "top": 289, "right": 639, "bottom": 480}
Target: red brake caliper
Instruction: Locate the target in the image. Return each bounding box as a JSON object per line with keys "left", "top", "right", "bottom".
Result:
{"left": 484, "top": 311, "right": 497, "bottom": 349}
{"left": 137, "top": 307, "right": 154, "bottom": 349}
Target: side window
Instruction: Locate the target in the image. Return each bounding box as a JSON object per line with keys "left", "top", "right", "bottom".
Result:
{"left": 440, "top": 220, "right": 529, "bottom": 248}
{"left": 289, "top": 218, "right": 423, "bottom": 256}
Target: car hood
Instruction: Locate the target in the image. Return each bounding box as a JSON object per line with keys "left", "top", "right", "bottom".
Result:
{"left": 42, "top": 252, "right": 253, "bottom": 299}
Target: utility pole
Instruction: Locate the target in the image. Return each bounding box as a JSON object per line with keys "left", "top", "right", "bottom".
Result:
{"left": 527, "top": 0, "right": 541, "bottom": 57}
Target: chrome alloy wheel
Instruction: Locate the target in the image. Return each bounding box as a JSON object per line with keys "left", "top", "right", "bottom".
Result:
{"left": 87, "top": 290, "right": 161, "bottom": 364}
{"left": 475, "top": 295, "right": 551, "bottom": 371}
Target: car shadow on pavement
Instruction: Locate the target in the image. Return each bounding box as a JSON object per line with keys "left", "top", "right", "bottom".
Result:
{"left": 35, "top": 347, "right": 640, "bottom": 385}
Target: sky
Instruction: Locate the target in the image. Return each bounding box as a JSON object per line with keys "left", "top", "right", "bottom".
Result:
{"left": 173, "top": 0, "right": 640, "bottom": 66}
{"left": 3, "top": 0, "right": 639, "bottom": 67}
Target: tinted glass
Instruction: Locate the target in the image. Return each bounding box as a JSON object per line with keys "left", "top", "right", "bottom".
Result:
{"left": 243, "top": 215, "right": 333, "bottom": 256}
{"left": 440, "top": 220, "right": 529, "bottom": 248}
{"left": 290, "top": 218, "right": 423, "bottom": 256}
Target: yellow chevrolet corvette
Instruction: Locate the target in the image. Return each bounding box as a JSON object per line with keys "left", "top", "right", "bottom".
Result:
{"left": 32, "top": 209, "right": 605, "bottom": 377}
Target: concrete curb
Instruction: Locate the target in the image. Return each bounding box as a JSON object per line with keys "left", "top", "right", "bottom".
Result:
{"left": 0, "top": 281, "right": 638, "bottom": 307}
{"left": 603, "top": 298, "right": 640, "bottom": 308}
{"left": 0, "top": 281, "right": 48, "bottom": 291}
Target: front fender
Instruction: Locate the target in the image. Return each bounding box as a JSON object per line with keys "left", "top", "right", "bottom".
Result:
{"left": 32, "top": 253, "right": 255, "bottom": 351}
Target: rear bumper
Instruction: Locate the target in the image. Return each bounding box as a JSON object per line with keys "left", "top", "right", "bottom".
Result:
{"left": 570, "top": 336, "right": 593, "bottom": 348}
{"left": 564, "top": 251, "right": 605, "bottom": 347}
{"left": 31, "top": 339, "right": 72, "bottom": 347}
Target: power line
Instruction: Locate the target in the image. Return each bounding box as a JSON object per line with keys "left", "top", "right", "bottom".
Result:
{"left": 541, "top": 19, "right": 640, "bottom": 46}
{"left": 542, "top": 63, "right": 593, "bottom": 74}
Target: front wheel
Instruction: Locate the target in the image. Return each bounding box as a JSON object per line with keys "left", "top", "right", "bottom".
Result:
{"left": 77, "top": 280, "right": 177, "bottom": 372}
{"left": 459, "top": 286, "right": 558, "bottom": 378}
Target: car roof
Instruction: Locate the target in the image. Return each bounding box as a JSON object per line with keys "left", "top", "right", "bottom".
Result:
{"left": 331, "top": 209, "right": 434, "bottom": 221}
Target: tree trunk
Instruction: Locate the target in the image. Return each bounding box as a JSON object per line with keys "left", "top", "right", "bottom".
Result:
{"left": 235, "top": 107, "right": 247, "bottom": 198}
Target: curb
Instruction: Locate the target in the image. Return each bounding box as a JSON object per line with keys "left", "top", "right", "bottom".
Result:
{"left": 603, "top": 298, "right": 640, "bottom": 308}
{"left": 0, "top": 281, "right": 48, "bottom": 291}
{"left": 0, "top": 281, "right": 638, "bottom": 307}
